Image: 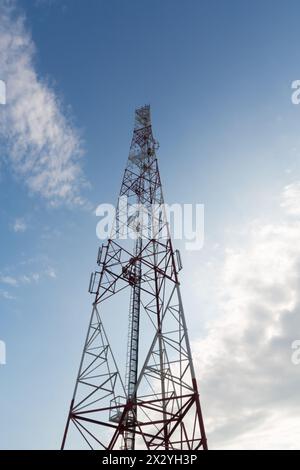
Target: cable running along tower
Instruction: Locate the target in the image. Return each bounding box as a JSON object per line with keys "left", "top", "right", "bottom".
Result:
{"left": 61, "top": 106, "right": 207, "bottom": 450}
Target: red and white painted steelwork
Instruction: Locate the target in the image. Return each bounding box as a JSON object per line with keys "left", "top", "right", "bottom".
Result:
{"left": 61, "top": 106, "right": 208, "bottom": 450}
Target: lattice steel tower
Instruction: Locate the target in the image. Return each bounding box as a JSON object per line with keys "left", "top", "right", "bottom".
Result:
{"left": 61, "top": 106, "right": 207, "bottom": 450}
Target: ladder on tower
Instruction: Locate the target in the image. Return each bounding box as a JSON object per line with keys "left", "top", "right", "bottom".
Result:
{"left": 124, "top": 237, "right": 142, "bottom": 450}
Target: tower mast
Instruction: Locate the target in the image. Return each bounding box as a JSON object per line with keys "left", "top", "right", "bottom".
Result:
{"left": 61, "top": 106, "right": 208, "bottom": 450}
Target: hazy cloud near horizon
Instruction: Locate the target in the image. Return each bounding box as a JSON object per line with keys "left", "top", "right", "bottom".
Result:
{"left": 193, "top": 182, "right": 300, "bottom": 449}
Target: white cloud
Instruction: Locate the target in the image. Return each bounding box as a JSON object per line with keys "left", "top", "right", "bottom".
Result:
{"left": 280, "top": 182, "right": 300, "bottom": 216}
{"left": 0, "top": 275, "right": 18, "bottom": 286}
{"left": 0, "top": 289, "right": 15, "bottom": 300}
{"left": 193, "top": 183, "right": 300, "bottom": 449}
{"left": 45, "top": 267, "right": 56, "bottom": 279}
{"left": 13, "top": 217, "right": 27, "bottom": 232}
{"left": 20, "top": 270, "right": 55, "bottom": 283}
{"left": 20, "top": 275, "right": 31, "bottom": 284}
{"left": 0, "top": 0, "right": 86, "bottom": 205}
{"left": 32, "top": 273, "right": 40, "bottom": 282}
{"left": 1, "top": 256, "right": 58, "bottom": 288}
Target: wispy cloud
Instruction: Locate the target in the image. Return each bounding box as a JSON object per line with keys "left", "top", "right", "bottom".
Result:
{"left": 0, "top": 275, "right": 18, "bottom": 286}
{"left": 32, "top": 273, "right": 40, "bottom": 283}
{"left": 19, "top": 269, "right": 56, "bottom": 284}
{"left": 280, "top": 181, "right": 300, "bottom": 216}
{"left": 45, "top": 267, "right": 56, "bottom": 279}
{"left": 0, "top": 0, "right": 86, "bottom": 206}
{"left": 1, "top": 255, "right": 57, "bottom": 291}
{"left": 12, "top": 217, "right": 27, "bottom": 232}
{"left": 194, "top": 182, "right": 300, "bottom": 449}
{"left": 0, "top": 289, "right": 15, "bottom": 300}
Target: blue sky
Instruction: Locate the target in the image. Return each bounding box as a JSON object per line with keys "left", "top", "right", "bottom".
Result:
{"left": 1, "top": 0, "right": 300, "bottom": 449}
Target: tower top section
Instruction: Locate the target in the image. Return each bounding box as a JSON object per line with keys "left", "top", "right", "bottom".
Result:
{"left": 134, "top": 105, "right": 151, "bottom": 130}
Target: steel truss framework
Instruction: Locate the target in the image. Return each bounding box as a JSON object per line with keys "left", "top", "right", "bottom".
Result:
{"left": 61, "top": 106, "right": 207, "bottom": 450}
